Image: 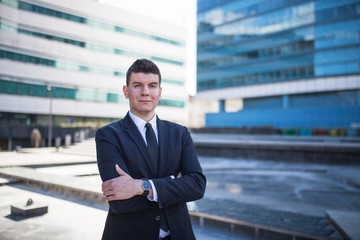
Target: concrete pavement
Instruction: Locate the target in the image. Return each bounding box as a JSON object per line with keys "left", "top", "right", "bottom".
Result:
{"left": 0, "top": 184, "right": 106, "bottom": 240}
{"left": 0, "top": 183, "right": 250, "bottom": 240}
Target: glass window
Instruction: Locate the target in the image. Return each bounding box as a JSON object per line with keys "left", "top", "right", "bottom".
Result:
{"left": 64, "top": 89, "right": 76, "bottom": 99}
{"left": 0, "top": 80, "right": 17, "bottom": 94}
{"left": 346, "top": 62, "right": 359, "bottom": 73}
{"left": 326, "top": 50, "right": 336, "bottom": 63}
{"left": 107, "top": 93, "right": 119, "bottom": 103}
{"left": 316, "top": 8, "right": 335, "bottom": 22}
{"left": 15, "top": 1, "right": 183, "bottom": 47}
{"left": 336, "top": 4, "right": 357, "bottom": 19}
{"left": 244, "top": 96, "right": 282, "bottom": 109}
{"left": 299, "top": 67, "right": 306, "bottom": 77}
{"left": 17, "top": 83, "right": 30, "bottom": 95}
{"left": 30, "top": 84, "right": 48, "bottom": 97}
{"left": 290, "top": 91, "right": 356, "bottom": 108}
{"left": 198, "top": 1, "right": 360, "bottom": 92}
{"left": 94, "top": 92, "right": 107, "bottom": 102}
{"left": 0, "top": 78, "right": 178, "bottom": 106}
{"left": 159, "top": 99, "right": 185, "bottom": 108}
{"left": 75, "top": 89, "right": 95, "bottom": 101}
{"left": 53, "top": 87, "right": 65, "bottom": 98}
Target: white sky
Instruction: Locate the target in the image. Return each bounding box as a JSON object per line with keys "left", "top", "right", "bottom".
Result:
{"left": 100, "top": 0, "right": 188, "bottom": 27}
{"left": 100, "top": 0, "right": 197, "bottom": 95}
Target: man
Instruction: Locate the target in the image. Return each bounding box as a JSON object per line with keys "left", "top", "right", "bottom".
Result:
{"left": 30, "top": 128, "right": 42, "bottom": 148}
{"left": 96, "top": 59, "right": 206, "bottom": 240}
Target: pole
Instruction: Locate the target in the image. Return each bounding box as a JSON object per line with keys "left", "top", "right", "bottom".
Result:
{"left": 47, "top": 85, "right": 53, "bottom": 147}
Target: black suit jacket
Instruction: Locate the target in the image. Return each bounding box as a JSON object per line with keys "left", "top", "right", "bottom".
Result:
{"left": 96, "top": 113, "right": 206, "bottom": 240}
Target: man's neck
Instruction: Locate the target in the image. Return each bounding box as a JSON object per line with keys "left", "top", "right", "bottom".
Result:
{"left": 129, "top": 111, "right": 155, "bottom": 123}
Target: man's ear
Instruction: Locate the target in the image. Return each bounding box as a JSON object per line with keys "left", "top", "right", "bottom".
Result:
{"left": 123, "top": 85, "right": 129, "bottom": 99}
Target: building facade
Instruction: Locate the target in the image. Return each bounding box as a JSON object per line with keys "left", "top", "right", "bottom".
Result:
{"left": 0, "top": 0, "right": 188, "bottom": 134}
{"left": 196, "top": 0, "right": 360, "bottom": 131}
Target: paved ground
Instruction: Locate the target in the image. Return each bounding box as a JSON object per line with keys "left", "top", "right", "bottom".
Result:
{"left": 0, "top": 184, "right": 106, "bottom": 240}
{"left": 0, "top": 184, "right": 248, "bottom": 240}
{"left": 0, "top": 141, "right": 250, "bottom": 239}
{"left": 1, "top": 137, "right": 360, "bottom": 239}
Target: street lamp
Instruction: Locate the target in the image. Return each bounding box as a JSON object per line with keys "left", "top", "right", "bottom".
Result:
{"left": 46, "top": 85, "right": 53, "bottom": 147}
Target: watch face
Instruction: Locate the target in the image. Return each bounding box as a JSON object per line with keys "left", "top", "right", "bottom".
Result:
{"left": 142, "top": 180, "right": 151, "bottom": 190}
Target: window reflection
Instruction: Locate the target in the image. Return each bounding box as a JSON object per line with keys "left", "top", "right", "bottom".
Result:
{"left": 197, "top": 0, "right": 360, "bottom": 91}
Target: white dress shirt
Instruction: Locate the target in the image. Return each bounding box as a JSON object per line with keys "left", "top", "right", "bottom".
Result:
{"left": 128, "top": 112, "right": 171, "bottom": 237}
{"left": 128, "top": 111, "right": 159, "bottom": 202}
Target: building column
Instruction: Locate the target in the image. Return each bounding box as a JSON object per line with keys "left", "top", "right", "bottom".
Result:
{"left": 282, "top": 95, "right": 289, "bottom": 109}
{"left": 8, "top": 137, "right": 12, "bottom": 151}
{"left": 219, "top": 99, "right": 225, "bottom": 112}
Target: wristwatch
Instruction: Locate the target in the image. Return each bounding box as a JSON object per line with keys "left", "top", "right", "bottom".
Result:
{"left": 141, "top": 179, "right": 152, "bottom": 197}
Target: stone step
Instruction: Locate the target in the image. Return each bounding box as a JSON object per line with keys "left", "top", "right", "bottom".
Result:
{"left": 326, "top": 210, "right": 360, "bottom": 240}
{"left": 0, "top": 167, "right": 103, "bottom": 202}
{"left": 190, "top": 198, "right": 341, "bottom": 240}
{"left": 0, "top": 176, "right": 18, "bottom": 185}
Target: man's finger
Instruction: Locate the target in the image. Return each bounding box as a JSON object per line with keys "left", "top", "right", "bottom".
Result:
{"left": 115, "top": 164, "right": 127, "bottom": 176}
{"left": 102, "top": 181, "right": 112, "bottom": 191}
{"left": 103, "top": 189, "right": 113, "bottom": 197}
{"left": 105, "top": 195, "right": 114, "bottom": 201}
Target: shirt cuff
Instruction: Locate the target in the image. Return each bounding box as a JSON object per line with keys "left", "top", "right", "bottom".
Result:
{"left": 147, "top": 176, "right": 175, "bottom": 202}
{"left": 147, "top": 180, "right": 158, "bottom": 202}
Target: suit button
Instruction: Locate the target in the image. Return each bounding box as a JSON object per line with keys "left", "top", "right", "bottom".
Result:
{"left": 156, "top": 216, "right": 160, "bottom": 221}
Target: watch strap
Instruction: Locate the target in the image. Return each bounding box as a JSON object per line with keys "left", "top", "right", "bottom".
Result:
{"left": 141, "top": 189, "right": 149, "bottom": 197}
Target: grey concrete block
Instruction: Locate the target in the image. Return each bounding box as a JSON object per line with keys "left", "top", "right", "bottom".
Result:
{"left": 11, "top": 199, "right": 48, "bottom": 217}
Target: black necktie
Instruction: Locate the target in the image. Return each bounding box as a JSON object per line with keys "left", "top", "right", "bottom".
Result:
{"left": 145, "top": 123, "right": 159, "bottom": 174}
{"left": 145, "top": 123, "right": 169, "bottom": 233}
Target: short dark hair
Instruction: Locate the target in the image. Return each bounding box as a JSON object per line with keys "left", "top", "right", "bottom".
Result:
{"left": 126, "top": 59, "right": 161, "bottom": 86}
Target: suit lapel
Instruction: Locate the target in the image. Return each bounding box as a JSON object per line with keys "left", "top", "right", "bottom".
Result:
{"left": 124, "top": 113, "right": 157, "bottom": 177}
{"left": 157, "top": 117, "right": 168, "bottom": 177}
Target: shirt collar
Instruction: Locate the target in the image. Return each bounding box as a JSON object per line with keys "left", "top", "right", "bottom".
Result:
{"left": 129, "top": 111, "right": 157, "bottom": 130}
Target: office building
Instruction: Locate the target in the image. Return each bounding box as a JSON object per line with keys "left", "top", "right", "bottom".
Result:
{"left": 196, "top": 0, "right": 360, "bottom": 131}
{"left": 0, "top": 0, "right": 188, "bottom": 135}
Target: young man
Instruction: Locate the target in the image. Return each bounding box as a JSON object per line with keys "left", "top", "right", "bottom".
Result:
{"left": 96, "top": 59, "right": 206, "bottom": 240}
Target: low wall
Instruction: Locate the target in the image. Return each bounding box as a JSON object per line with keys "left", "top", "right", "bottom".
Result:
{"left": 194, "top": 140, "right": 360, "bottom": 165}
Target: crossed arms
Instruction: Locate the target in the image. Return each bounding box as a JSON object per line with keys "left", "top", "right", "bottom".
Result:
{"left": 96, "top": 125, "right": 206, "bottom": 214}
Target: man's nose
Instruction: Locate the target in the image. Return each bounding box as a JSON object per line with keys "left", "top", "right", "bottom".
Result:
{"left": 141, "top": 86, "right": 150, "bottom": 95}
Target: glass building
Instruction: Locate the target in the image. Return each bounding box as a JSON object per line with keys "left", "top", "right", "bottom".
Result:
{"left": 196, "top": 0, "right": 360, "bottom": 131}
{"left": 0, "top": 0, "right": 188, "bottom": 130}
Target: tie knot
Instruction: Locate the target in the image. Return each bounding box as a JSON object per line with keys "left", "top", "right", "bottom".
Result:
{"left": 145, "top": 123, "right": 152, "bottom": 129}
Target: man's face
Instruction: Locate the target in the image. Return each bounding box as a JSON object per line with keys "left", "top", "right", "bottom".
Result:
{"left": 123, "top": 72, "right": 162, "bottom": 120}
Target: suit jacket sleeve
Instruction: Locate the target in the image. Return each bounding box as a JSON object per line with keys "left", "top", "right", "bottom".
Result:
{"left": 152, "top": 126, "right": 206, "bottom": 208}
{"left": 96, "top": 127, "right": 157, "bottom": 214}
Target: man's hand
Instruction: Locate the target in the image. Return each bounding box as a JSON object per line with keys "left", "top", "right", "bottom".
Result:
{"left": 102, "top": 164, "right": 142, "bottom": 201}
